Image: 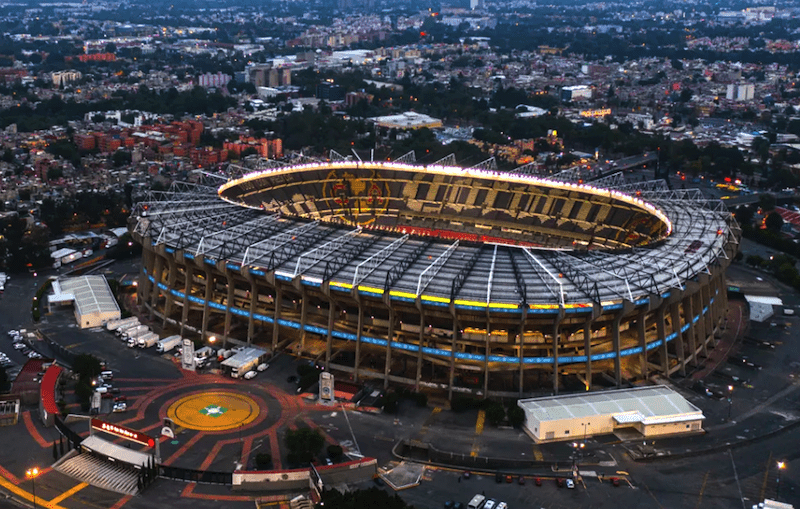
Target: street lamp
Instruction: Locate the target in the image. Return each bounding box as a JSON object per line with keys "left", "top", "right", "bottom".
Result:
{"left": 208, "top": 335, "right": 216, "bottom": 344}
{"left": 25, "top": 467, "right": 39, "bottom": 508}
{"left": 777, "top": 461, "right": 786, "bottom": 500}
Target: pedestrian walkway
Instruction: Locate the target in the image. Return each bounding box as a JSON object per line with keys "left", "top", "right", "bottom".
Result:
{"left": 54, "top": 451, "right": 140, "bottom": 496}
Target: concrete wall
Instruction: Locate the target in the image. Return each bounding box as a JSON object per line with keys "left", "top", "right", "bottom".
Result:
{"left": 232, "top": 458, "right": 377, "bottom": 492}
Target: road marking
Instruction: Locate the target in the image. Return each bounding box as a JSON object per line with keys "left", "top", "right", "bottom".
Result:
{"left": 760, "top": 451, "right": 772, "bottom": 502}
{"left": 418, "top": 407, "right": 441, "bottom": 436}
{"left": 532, "top": 445, "right": 544, "bottom": 461}
{"left": 474, "top": 410, "right": 485, "bottom": 435}
{"left": 470, "top": 410, "right": 485, "bottom": 457}
{"left": 0, "top": 470, "right": 67, "bottom": 509}
{"left": 694, "top": 471, "right": 709, "bottom": 509}
{"left": 49, "top": 482, "right": 88, "bottom": 505}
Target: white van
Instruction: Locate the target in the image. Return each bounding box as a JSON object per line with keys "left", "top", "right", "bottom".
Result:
{"left": 468, "top": 494, "right": 486, "bottom": 509}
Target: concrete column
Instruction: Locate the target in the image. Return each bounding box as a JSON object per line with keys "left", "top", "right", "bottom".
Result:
{"left": 637, "top": 309, "right": 647, "bottom": 380}
{"left": 299, "top": 288, "right": 308, "bottom": 352}
{"left": 552, "top": 319, "right": 560, "bottom": 395}
{"left": 684, "top": 295, "right": 697, "bottom": 366}
{"left": 247, "top": 279, "right": 257, "bottom": 345}
{"left": 656, "top": 305, "right": 669, "bottom": 376}
{"left": 272, "top": 285, "right": 282, "bottom": 352}
{"left": 694, "top": 291, "right": 708, "bottom": 356}
{"left": 179, "top": 264, "right": 191, "bottom": 338}
{"left": 325, "top": 299, "right": 335, "bottom": 370}
{"left": 139, "top": 248, "right": 153, "bottom": 308}
{"left": 354, "top": 302, "right": 364, "bottom": 383}
{"left": 163, "top": 257, "right": 178, "bottom": 327}
{"left": 670, "top": 302, "right": 686, "bottom": 376}
{"left": 200, "top": 270, "right": 213, "bottom": 341}
{"left": 612, "top": 313, "right": 623, "bottom": 387}
{"left": 583, "top": 317, "right": 593, "bottom": 391}
{"left": 451, "top": 314, "right": 459, "bottom": 400}
{"left": 384, "top": 308, "right": 395, "bottom": 390}
{"left": 518, "top": 316, "right": 526, "bottom": 397}
{"left": 417, "top": 309, "right": 426, "bottom": 392}
{"left": 148, "top": 253, "right": 163, "bottom": 310}
{"left": 484, "top": 316, "right": 491, "bottom": 397}
{"left": 223, "top": 272, "right": 235, "bottom": 347}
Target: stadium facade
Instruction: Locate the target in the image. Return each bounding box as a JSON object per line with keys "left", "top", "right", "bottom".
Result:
{"left": 130, "top": 159, "right": 739, "bottom": 398}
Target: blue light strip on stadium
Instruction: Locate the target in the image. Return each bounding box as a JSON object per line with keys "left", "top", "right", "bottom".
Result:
{"left": 144, "top": 269, "right": 714, "bottom": 366}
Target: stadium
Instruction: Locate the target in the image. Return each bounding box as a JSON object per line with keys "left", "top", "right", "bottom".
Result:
{"left": 130, "top": 155, "right": 739, "bottom": 398}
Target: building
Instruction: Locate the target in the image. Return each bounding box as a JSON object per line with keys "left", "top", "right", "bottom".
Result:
{"left": 561, "top": 85, "right": 592, "bottom": 102}
{"left": 517, "top": 386, "right": 704, "bottom": 443}
{"left": 726, "top": 83, "right": 755, "bottom": 101}
{"left": 316, "top": 82, "right": 346, "bottom": 102}
{"left": 371, "top": 112, "right": 443, "bottom": 130}
{"left": 51, "top": 70, "right": 81, "bottom": 87}
{"left": 198, "top": 73, "right": 232, "bottom": 88}
{"left": 132, "top": 159, "right": 737, "bottom": 399}
{"left": 48, "top": 275, "right": 121, "bottom": 329}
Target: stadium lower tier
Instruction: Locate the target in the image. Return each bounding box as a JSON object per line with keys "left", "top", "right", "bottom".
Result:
{"left": 138, "top": 243, "right": 732, "bottom": 398}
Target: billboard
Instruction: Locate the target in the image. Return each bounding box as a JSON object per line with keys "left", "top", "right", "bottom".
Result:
{"left": 91, "top": 419, "right": 155, "bottom": 447}
{"left": 319, "top": 372, "right": 334, "bottom": 405}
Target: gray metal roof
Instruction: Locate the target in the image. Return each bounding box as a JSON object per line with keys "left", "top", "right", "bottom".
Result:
{"left": 518, "top": 385, "right": 704, "bottom": 425}
{"left": 53, "top": 275, "right": 120, "bottom": 317}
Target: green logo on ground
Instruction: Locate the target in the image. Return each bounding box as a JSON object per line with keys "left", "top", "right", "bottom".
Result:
{"left": 199, "top": 404, "right": 228, "bottom": 417}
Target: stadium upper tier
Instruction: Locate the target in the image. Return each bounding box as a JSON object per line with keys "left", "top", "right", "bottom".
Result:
{"left": 217, "top": 162, "right": 672, "bottom": 250}
{"left": 131, "top": 162, "right": 735, "bottom": 310}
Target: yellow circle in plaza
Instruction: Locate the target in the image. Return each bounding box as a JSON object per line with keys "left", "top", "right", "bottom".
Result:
{"left": 167, "top": 391, "right": 260, "bottom": 432}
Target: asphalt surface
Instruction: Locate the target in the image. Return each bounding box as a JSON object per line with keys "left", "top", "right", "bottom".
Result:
{"left": 0, "top": 251, "right": 799, "bottom": 508}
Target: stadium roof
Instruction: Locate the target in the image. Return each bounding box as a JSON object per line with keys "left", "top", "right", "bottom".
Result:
{"left": 130, "top": 159, "right": 735, "bottom": 310}
{"left": 52, "top": 276, "right": 120, "bottom": 317}
{"left": 518, "top": 385, "right": 704, "bottom": 425}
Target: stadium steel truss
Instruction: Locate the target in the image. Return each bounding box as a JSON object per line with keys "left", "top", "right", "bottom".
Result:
{"left": 131, "top": 156, "right": 739, "bottom": 398}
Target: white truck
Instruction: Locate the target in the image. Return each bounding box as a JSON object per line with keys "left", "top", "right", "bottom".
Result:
{"left": 137, "top": 332, "right": 160, "bottom": 348}
{"left": 156, "top": 335, "right": 182, "bottom": 353}
{"left": 116, "top": 321, "right": 142, "bottom": 337}
{"left": 194, "top": 346, "right": 216, "bottom": 367}
{"left": 107, "top": 317, "right": 139, "bottom": 332}
{"left": 123, "top": 325, "right": 149, "bottom": 341}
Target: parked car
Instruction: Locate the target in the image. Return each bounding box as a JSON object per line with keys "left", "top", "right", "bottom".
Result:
{"left": 556, "top": 477, "right": 565, "bottom": 488}
{"left": 243, "top": 370, "right": 257, "bottom": 380}
{"left": 462, "top": 471, "right": 471, "bottom": 480}
{"left": 257, "top": 363, "right": 269, "bottom": 372}
{"left": 495, "top": 472, "right": 503, "bottom": 483}
{"left": 112, "top": 402, "right": 127, "bottom": 413}
{"left": 535, "top": 477, "right": 542, "bottom": 486}
{"left": 611, "top": 477, "right": 621, "bottom": 487}
{"left": 505, "top": 474, "right": 513, "bottom": 483}
{"left": 566, "top": 478, "right": 575, "bottom": 489}
{"left": 518, "top": 475, "right": 525, "bottom": 485}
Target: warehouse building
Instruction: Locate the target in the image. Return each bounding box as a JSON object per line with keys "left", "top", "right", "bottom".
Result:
{"left": 49, "top": 275, "right": 121, "bottom": 329}
{"left": 518, "top": 385, "right": 704, "bottom": 443}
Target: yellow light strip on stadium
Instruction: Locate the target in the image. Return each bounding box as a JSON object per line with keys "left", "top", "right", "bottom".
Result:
{"left": 454, "top": 299, "right": 487, "bottom": 308}
{"left": 488, "top": 302, "right": 520, "bottom": 309}
{"left": 329, "top": 281, "right": 352, "bottom": 289}
{"left": 217, "top": 161, "right": 673, "bottom": 238}
{"left": 421, "top": 295, "right": 450, "bottom": 304}
{"left": 357, "top": 285, "right": 384, "bottom": 295}
{"left": 389, "top": 290, "right": 418, "bottom": 299}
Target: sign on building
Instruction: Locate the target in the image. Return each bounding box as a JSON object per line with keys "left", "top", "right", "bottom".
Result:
{"left": 181, "top": 339, "right": 195, "bottom": 371}
{"left": 91, "top": 418, "right": 155, "bottom": 447}
{"left": 319, "top": 372, "right": 334, "bottom": 405}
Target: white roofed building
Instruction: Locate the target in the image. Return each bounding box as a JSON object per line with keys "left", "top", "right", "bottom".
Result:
{"left": 48, "top": 275, "right": 121, "bottom": 329}
{"left": 518, "top": 385, "right": 704, "bottom": 443}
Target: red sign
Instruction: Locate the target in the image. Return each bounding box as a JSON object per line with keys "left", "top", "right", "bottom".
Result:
{"left": 91, "top": 419, "right": 155, "bottom": 447}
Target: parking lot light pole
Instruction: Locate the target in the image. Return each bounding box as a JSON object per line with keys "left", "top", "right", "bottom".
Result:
{"left": 777, "top": 461, "right": 786, "bottom": 500}
{"left": 26, "top": 467, "right": 39, "bottom": 508}
{"left": 727, "top": 385, "right": 733, "bottom": 421}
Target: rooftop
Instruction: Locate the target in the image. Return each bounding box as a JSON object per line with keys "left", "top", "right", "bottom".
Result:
{"left": 51, "top": 275, "right": 120, "bottom": 317}
{"left": 518, "top": 385, "right": 704, "bottom": 425}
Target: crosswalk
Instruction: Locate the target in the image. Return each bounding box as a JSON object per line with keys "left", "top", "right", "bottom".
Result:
{"left": 55, "top": 451, "right": 141, "bottom": 496}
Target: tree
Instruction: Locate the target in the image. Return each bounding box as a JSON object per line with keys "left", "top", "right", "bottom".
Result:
{"left": 484, "top": 401, "right": 506, "bottom": 426}
{"left": 507, "top": 405, "right": 525, "bottom": 428}
{"left": 759, "top": 193, "right": 776, "bottom": 212}
{"left": 327, "top": 445, "right": 343, "bottom": 460}
{"left": 255, "top": 453, "right": 272, "bottom": 469}
{"left": 285, "top": 427, "right": 324, "bottom": 465}
{"left": 765, "top": 211, "right": 784, "bottom": 232}
{"left": 72, "top": 354, "right": 102, "bottom": 380}
{"left": 320, "top": 487, "right": 415, "bottom": 509}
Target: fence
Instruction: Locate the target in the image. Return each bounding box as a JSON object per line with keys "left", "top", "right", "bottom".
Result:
{"left": 159, "top": 466, "right": 233, "bottom": 485}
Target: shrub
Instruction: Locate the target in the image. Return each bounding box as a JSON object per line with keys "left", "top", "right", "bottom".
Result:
{"left": 327, "top": 445, "right": 343, "bottom": 460}
{"left": 484, "top": 401, "right": 506, "bottom": 426}
{"left": 255, "top": 453, "right": 272, "bottom": 469}
{"left": 507, "top": 405, "right": 525, "bottom": 428}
